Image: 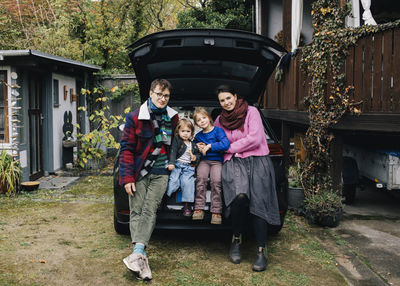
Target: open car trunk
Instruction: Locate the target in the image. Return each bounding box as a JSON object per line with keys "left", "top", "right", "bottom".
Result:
{"left": 128, "top": 29, "right": 286, "bottom": 105}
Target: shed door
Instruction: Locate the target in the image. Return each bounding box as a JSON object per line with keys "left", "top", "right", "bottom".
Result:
{"left": 28, "top": 76, "right": 43, "bottom": 180}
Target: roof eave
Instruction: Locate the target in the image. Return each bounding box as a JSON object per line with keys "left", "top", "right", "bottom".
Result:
{"left": 0, "top": 49, "right": 101, "bottom": 71}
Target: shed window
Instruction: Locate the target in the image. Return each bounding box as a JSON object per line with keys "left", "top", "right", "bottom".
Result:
{"left": 0, "top": 71, "right": 8, "bottom": 143}
{"left": 53, "top": 79, "right": 59, "bottom": 107}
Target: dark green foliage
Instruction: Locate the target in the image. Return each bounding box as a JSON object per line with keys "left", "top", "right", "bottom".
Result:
{"left": 177, "top": 0, "right": 253, "bottom": 31}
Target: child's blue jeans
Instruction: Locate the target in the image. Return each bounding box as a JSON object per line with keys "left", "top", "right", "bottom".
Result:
{"left": 166, "top": 161, "right": 195, "bottom": 202}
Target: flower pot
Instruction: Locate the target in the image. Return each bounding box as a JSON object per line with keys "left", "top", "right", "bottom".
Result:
{"left": 21, "top": 181, "right": 40, "bottom": 192}
{"left": 84, "top": 157, "right": 106, "bottom": 170}
{"left": 288, "top": 187, "right": 305, "bottom": 211}
{"left": 306, "top": 210, "right": 343, "bottom": 228}
{"left": 62, "top": 140, "right": 77, "bottom": 148}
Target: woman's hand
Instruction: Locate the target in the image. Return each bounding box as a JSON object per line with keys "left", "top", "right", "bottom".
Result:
{"left": 167, "top": 164, "right": 175, "bottom": 171}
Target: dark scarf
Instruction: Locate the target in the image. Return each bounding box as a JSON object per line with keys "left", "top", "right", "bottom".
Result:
{"left": 219, "top": 98, "right": 249, "bottom": 130}
{"left": 138, "top": 100, "right": 172, "bottom": 180}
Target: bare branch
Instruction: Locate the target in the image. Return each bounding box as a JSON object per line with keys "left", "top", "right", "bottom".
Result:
{"left": 30, "top": 0, "right": 41, "bottom": 27}
{"left": 15, "top": 0, "right": 29, "bottom": 40}
{"left": 45, "top": 0, "right": 58, "bottom": 23}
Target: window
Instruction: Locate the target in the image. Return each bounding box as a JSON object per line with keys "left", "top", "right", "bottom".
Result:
{"left": 53, "top": 79, "right": 59, "bottom": 107}
{"left": 0, "top": 71, "right": 8, "bottom": 143}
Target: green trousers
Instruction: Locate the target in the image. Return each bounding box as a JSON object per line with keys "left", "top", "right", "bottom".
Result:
{"left": 129, "top": 174, "right": 168, "bottom": 246}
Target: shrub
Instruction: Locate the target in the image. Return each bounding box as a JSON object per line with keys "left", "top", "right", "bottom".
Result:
{"left": 0, "top": 151, "right": 21, "bottom": 196}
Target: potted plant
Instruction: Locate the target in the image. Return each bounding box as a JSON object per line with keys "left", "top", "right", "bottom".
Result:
{"left": 288, "top": 163, "right": 305, "bottom": 211}
{"left": 303, "top": 190, "right": 343, "bottom": 227}
{"left": 0, "top": 151, "right": 22, "bottom": 196}
{"left": 62, "top": 131, "right": 77, "bottom": 148}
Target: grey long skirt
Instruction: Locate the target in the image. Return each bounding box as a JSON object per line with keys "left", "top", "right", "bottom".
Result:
{"left": 222, "top": 155, "right": 281, "bottom": 226}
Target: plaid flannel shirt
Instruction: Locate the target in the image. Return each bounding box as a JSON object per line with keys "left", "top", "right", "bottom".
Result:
{"left": 119, "top": 101, "right": 179, "bottom": 186}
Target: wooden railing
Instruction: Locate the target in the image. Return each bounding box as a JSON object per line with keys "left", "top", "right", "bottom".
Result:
{"left": 263, "top": 27, "right": 400, "bottom": 113}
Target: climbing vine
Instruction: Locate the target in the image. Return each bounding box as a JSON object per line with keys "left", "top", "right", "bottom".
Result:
{"left": 300, "top": 0, "right": 400, "bottom": 219}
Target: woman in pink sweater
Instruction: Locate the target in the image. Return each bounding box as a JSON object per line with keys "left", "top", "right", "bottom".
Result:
{"left": 214, "top": 85, "right": 280, "bottom": 272}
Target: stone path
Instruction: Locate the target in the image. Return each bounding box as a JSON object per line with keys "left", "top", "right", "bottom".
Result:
{"left": 38, "top": 176, "right": 80, "bottom": 190}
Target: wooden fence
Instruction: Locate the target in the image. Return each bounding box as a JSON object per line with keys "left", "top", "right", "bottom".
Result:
{"left": 264, "top": 27, "right": 400, "bottom": 113}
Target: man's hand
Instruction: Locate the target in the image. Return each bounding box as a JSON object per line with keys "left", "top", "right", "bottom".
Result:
{"left": 124, "top": 182, "right": 136, "bottom": 197}
{"left": 167, "top": 164, "right": 175, "bottom": 171}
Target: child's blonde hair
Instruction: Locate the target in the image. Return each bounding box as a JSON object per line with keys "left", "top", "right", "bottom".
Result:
{"left": 175, "top": 118, "right": 195, "bottom": 139}
{"left": 193, "top": 107, "right": 213, "bottom": 126}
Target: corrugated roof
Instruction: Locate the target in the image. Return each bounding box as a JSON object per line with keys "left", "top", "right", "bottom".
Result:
{"left": 0, "top": 49, "right": 101, "bottom": 71}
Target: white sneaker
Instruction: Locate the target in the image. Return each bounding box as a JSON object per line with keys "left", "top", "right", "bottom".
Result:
{"left": 123, "top": 253, "right": 143, "bottom": 275}
{"left": 139, "top": 255, "right": 152, "bottom": 280}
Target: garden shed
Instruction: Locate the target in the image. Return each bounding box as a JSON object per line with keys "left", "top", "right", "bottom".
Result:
{"left": 0, "top": 50, "right": 100, "bottom": 181}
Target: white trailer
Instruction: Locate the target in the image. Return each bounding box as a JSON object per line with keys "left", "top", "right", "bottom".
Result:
{"left": 343, "top": 145, "right": 400, "bottom": 190}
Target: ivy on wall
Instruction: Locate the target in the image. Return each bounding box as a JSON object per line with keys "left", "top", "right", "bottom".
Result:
{"left": 299, "top": 0, "right": 400, "bottom": 218}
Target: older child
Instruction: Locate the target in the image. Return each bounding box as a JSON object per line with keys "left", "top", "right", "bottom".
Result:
{"left": 192, "top": 107, "right": 229, "bottom": 224}
{"left": 166, "top": 118, "right": 201, "bottom": 216}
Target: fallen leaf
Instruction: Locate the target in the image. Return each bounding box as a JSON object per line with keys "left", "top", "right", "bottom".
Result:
{"left": 39, "top": 259, "right": 46, "bottom": 264}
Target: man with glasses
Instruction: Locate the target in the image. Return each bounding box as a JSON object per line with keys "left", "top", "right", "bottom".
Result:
{"left": 119, "top": 78, "right": 179, "bottom": 280}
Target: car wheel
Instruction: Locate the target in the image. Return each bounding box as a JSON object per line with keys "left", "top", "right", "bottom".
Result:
{"left": 343, "top": 183, "right": 356, "bottom": 205}
{"left": 114, "top": 209, "right": 129, "bottom": 235}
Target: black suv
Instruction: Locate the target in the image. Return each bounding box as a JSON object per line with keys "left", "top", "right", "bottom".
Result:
{"left": 113, "top": 29, "right": 288, "bottom": 234}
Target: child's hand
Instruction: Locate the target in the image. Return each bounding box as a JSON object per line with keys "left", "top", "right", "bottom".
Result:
{"left": 200, "top": 144, "right": 211, "bottom": 156}
{"left": 189, "top": 150, "right": 196, "bottom": 162}
{"left": 197, "top": 142, "right": 206, "bottom": 149}
{"left": 167, "top": 164, "right": 175, "bottom": 171}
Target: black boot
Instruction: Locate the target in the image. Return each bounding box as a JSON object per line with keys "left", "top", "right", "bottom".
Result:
{"left": 252, "top": 248, "right": 267, "bottom": 272}
{"left": 229, "top": 234, "right": 242, "bottom": 264}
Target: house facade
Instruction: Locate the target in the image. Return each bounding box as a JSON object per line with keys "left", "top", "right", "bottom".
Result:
{"left": 254, "top": 0, "right": 399, "bottom": 51}
{"left": 253, "top": 0, "right": 400, "bottom": 191}
{"left": 0, "top": 50, "right": 100, "bottom": 181}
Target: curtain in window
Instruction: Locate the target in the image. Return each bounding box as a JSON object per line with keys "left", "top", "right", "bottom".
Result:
{"left": 0, "top": 73, "right": 6, "bottom": 142}
{"left": 360, "top": 0, "right": 377, "bottom": 25}
{"left": 291, "top": 0, "right": 303, "bottom": 52}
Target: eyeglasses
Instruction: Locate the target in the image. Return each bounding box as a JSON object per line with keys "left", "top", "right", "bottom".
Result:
{"left": 152, "top": 91, "right": 170, "bottom": 100}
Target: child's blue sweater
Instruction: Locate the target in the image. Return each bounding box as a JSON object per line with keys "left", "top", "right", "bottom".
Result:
{"left": 194, "top": 126, "right": 230, "bottom": 162}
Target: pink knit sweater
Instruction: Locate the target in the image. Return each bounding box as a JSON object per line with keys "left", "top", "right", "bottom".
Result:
{"left": 214, "top": 106, "right": 270, "bottom": 162}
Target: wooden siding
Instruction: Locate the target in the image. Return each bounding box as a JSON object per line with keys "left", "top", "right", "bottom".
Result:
{"left": 264, "top": 27, "right": 400, "bottom": 115}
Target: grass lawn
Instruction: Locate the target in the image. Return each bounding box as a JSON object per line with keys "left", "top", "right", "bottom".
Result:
{"left": 0, "top": 176, "right": 346, "bottom": 286}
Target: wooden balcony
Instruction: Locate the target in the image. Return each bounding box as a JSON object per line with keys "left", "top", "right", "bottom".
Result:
{"left": 262, "top": 27, "right": 400, "bottom": 133}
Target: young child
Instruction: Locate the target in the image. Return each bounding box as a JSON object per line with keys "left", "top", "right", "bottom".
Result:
{"left": 192, "top": 107, "right": 230, "bottom": 224}
{"left": 166, "top": 118, "right": 201, "bottom": 216}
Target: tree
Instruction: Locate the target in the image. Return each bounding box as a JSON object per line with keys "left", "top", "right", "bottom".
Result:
{"left": 177, "top": 0, "right": 253, "bottom": 31}
{"left": 143, "top": 0, "right": 186, "bottom": 32}
{"left": 0, "top": 0, "right": 148, "bottom": 72}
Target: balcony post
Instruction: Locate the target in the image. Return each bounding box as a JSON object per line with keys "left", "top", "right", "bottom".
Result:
{"left": 282, "top": 0, "right": 292, "bottom": 51}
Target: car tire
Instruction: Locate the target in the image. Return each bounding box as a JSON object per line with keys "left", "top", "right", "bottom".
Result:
{"left": 114, "top": 210, "right": 130, "bottom": 235}
{"left": 343, "top": 183, "right": 356, "bottom": 205}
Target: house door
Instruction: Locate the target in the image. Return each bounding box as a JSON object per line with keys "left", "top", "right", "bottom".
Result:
{"left": 28, "top": 76, "right": 44, "bottom": 180}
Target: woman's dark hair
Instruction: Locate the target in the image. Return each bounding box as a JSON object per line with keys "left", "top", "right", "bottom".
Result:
{"left": 215, "top": 84, "right": 236, "bottom": 96}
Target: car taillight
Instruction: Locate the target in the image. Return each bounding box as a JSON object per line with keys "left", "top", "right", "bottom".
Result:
{"left": 269, "top": 143, "right": 283, "bottom": 155}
